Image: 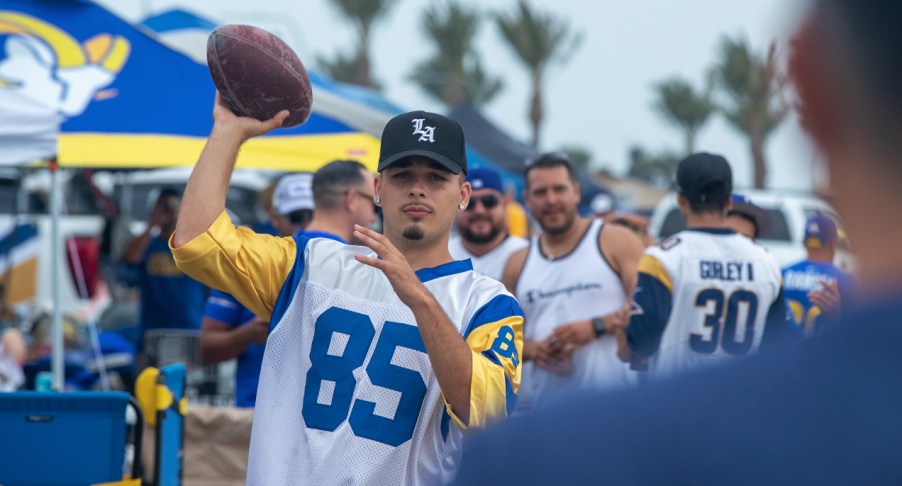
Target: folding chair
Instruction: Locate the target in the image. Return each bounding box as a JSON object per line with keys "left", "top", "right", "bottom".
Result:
{"left": 136, "top": 363, "right": 186, "bottom": 486}
{"left": 0, "top": 391, "right": 142, "bottom": 486}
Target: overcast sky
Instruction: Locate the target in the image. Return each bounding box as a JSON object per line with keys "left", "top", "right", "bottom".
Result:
{"left": 97, "top": 0, "right": 823, "bottom": 191}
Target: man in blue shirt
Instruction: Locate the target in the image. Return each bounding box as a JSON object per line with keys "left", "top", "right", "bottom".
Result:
{"left": 452, "top": 1, "right": 902, "bottom": 483}
{"left": 122, "top": 189, "right": 207, "bottom": 352}
{"left": 199, "top": 160, "right": 376, "bottom": 407}
{"left": 783, "top": 214, "right": 853, "bottom": 335}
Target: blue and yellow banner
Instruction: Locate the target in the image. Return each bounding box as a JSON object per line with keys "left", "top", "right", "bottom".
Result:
{"left": 0, "top": 0, "right": 379, "bottom": 171}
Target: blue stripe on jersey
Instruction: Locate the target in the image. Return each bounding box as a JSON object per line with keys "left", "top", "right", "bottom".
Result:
{"left": 505, "top": 373, "right": 517, "bottom": 417}
{"left": 203, "top": 290, "right": 242, "bottom": 325}
{"left": 416, "top": 259, "right": 473, "bottom": 283}
{"left": 441, "top": 409, "right": 451, "bottom": 441}
{"left": 270, "top": 235, "right": 313, "bottom": 334}
{"left": 462, "top": 294, "right": 525, "bottom": 339}
{"left": 627, "top": 272, "right": 673, "bottom": 359}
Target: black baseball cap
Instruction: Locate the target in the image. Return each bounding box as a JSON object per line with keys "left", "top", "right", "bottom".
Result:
{"left": 675, "top": 152, "right": 733, "bottom": 203}
{"left": 377, "top": 111, "right": 468, "bottom": 174}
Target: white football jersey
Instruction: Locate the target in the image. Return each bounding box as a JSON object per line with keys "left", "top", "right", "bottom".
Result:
{"left": 248, "top": 237, "right": 522, "bottom": 485}
{"left": 628, "top": 229, "right": 786, "bottom": 380}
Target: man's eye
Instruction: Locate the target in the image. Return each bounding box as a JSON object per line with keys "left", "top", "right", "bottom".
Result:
{"left": 394, "top": 172, "right": 409, "bottom": 179}
{"left": 429, "top": 173, "right": 447, "bottom": 182}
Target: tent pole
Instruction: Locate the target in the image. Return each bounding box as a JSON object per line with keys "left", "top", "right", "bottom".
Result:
{"left": 50, "top": 159, "right": 64, "bottom": 391}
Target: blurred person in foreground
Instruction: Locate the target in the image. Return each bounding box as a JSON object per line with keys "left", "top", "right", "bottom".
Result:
{"left": 453, "top": 2, "right": 902, "bottom": 484}
{"left": 502, "top": 152, "right": 643, "bottom": 412}
{"left": 449, "top": 166, "right": 528, "bottom": 281}
{"left": 782, "top": 214, "right": 854, "bottom": 336}
{"left": 725, "top": 194, "right": 773, "bottom": 241}
{"left": 171, "top": 103, "right": 523, "bottom": 484}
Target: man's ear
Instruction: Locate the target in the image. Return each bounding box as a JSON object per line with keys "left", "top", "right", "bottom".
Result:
{"left": 374, "top": 174, "right": 382, "bottom": 202}
{"left": 460, "top": 181, "right": 472, "bottom": 208}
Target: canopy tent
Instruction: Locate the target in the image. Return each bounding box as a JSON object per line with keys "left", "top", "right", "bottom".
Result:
{"left": 0, "top": 0, "right": 380, "bottom": 171}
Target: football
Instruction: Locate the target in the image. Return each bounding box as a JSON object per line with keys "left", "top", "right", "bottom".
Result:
{"left": 206, "top": 24, "right": 312, "bottom": 128}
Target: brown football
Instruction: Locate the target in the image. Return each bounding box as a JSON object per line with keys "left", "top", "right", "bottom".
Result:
{"left": 206, "top": 24, "right": 312, "bottom": 127}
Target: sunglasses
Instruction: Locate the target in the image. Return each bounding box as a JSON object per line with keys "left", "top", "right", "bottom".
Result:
{"left": 466, "top": 194, "right": 501, "bottom": 211}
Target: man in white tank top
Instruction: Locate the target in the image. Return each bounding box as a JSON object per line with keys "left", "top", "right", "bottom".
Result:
{"left": 502, "top": 153, "right": 644, "bottom": 411}
{"left": 616, "top": 153, "right": 796, "bottom": 380}
{"left": 449, "top": 166, "right": 528, "bottom": 281}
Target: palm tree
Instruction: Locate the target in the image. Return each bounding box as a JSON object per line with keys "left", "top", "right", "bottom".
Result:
{"left": 653, "top": 77, "right": 716, "bottom": 156}
{"left": 409, "top": 1, "right": 503, "bottom": 108}
{"left": 712, "top": 36, "right": 789, "bottom": 189}
{"left": 495, "top": 0, "right": 581, "bottom": 148}
{"left": 325, "top": 0, "right": 398, "bottom": 88}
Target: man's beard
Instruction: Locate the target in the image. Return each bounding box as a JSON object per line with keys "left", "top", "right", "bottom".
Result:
{"left": 402, "top": 225, "right": 425, "bottom": 240}
{"left": 461, "top": 220, "right": 504, "bottom": 244}
{"left": 540, "top": 209, "right": 577, "bottom": 236}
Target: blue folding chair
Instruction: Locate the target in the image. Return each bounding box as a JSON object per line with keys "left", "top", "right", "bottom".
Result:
{"left": 0, "top": 391, "right": 142, "bottom": 486}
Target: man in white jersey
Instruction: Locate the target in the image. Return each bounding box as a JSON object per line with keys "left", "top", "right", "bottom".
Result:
{"left": 449, "top": 166, "right": 528, "bottom": 281}
{"left": 171, "top": 97, "right": 524, "bottom": 485}
{"left": 619, "top": 153, "right": 794, "bottom": 379}
{"left": 502, "top": 153, "right": 644, "bottom": 410}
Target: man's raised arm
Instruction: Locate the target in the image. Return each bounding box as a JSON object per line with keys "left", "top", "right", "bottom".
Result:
{"left": 172, "top": 93, "right": 287, "bottom": 247}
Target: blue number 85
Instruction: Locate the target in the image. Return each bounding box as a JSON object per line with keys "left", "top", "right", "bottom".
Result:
{"left": 302, "top": 307, "right": 428, "bottom": 447}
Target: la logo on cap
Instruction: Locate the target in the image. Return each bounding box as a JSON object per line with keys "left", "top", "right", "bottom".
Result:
{"left": 412, "top": 118, "right": 435, "bottom": 143}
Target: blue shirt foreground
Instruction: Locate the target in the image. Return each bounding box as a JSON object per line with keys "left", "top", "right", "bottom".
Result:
{"left": 453, "top": 292, "right": 902, "bottom": 485}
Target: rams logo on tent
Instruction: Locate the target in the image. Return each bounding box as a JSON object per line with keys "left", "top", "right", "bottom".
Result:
{"left": 0, "top": 11, "right": 129, "bottom": 117}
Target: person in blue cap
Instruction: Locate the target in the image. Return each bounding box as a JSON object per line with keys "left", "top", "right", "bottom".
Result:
{"left": 782, "top": 214, "right": 854, "bottom": 335}
{"left": 449, "top": 166, "right": 527, "bottom": 281}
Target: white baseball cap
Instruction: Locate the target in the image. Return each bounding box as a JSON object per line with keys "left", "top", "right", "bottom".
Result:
{"left": 273, "top": 173, "right": 314, "bottom": 215}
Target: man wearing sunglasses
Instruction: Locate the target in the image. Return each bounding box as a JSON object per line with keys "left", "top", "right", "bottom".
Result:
{"left": 449, "top": 167, "right": 528, "bottom": 281}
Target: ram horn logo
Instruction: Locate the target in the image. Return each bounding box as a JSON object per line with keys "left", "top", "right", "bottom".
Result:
{"left": 0, "top": 11, "right": 130, "bottom": 117}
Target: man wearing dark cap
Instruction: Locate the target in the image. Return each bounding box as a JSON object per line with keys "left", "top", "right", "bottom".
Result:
{"left": 449, "top": 166, "right": 527, "bottom": 281}
{"left": 782, "top": 214, "right": 853, "bottom": 335}
{"left": 619, "top": 152, "right": 791, "bottom": 379}
{"left": 170, "top": 100, "right": 523, "bottom": 485}
{"left": 726, "top": 194, "right": 773, "bottom": 241}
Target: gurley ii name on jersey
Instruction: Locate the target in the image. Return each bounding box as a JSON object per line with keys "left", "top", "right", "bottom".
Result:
{"left": 699, "top": 261, "right": 755, "bottom": 282}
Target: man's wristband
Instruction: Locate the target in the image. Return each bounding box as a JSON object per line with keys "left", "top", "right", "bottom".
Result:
{"left": 591, "top": 317, "right": 606, "bottom": 338}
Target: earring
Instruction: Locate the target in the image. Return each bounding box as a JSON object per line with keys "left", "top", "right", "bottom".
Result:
{"left": 458, "top": 203, "right": 466, "bottom": 210}
{"left": 374, "top": 196, "right": 381, "bottom": 205}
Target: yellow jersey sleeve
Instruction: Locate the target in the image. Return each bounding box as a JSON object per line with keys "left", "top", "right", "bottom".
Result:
{"left": 449, "top": 294, "right": 524, "bottom": 430}
{"left": 169, "top": 211, "right": 296, "bottom": 320}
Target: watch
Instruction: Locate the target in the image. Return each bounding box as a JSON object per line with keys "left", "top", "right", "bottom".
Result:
{"left": 591, "top": 317, "right": 606, "bottom": 338}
